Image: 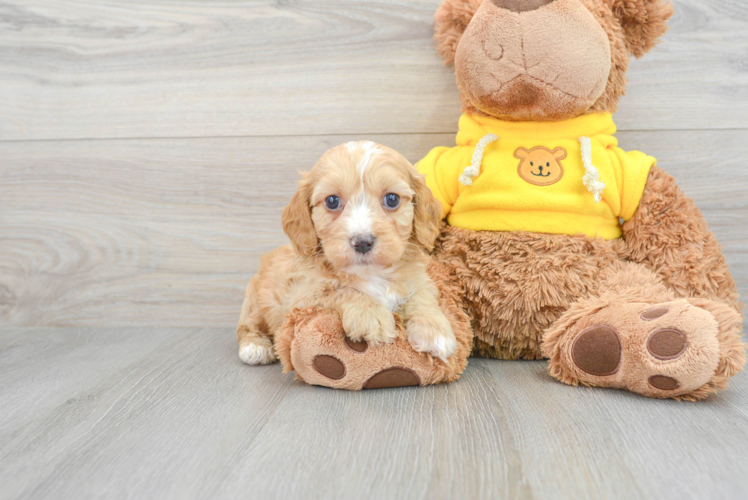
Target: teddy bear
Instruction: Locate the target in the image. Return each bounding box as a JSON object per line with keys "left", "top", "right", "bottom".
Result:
{"left": 414, "top": 0, "right": 746, "bottom": 400}
{"left": 274, "top": 0, "right": 746, "bottom": 400}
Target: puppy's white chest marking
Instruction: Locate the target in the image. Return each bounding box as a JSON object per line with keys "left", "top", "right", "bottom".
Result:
{"left": 358, "top": 275, "right": 401, "bottom": 312}
{"left": 349, "top": 268, "right": 409, "bottom": 312}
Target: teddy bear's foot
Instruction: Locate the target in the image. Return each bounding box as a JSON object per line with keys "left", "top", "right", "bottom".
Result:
{"left": 271, "top": 260, "right": 473, "bottom": 390}
{"left": 273, "top": 307, "right": 472, "bottom": 390}
{"left": 543, "top": 298, "right": 746, "bottom": 400}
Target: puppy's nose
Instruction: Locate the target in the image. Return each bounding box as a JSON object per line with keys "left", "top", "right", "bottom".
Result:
{"left": 491, "top": 0, "right": 556, "bottom": 13}
{"left": 351, "top": 235, "right": 376, "bottom": 254}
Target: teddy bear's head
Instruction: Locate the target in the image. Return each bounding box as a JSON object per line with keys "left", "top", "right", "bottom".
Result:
{"left": 435, "top": 0, "right": 673, "bottom": 121}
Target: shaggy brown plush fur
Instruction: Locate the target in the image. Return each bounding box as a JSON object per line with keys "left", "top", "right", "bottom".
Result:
{"left": 425, "top": 0, "right": 744, "bottom": 400}
{"left": 433, "top": 166, "right": 745, "bottom": 399}
{"left": 434, "top": 222, "right": 623, "bottom": 360}
{"left": 621, "top": 167, "right": 741, "bottom": 311}
{"left": 274, "top": 260, "right": 473, "bottom": 390}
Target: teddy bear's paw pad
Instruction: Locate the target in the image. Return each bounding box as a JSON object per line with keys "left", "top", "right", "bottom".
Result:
{"left": 648, "top": 375, "right": 680, "bottom": 391}
{"left": 313, "top": 355, "right": 346, "bottom": 380}
{"left": 345, "top": 337, "right": 368, "bottom": 353}
{"left": 640, "top": 306, "right": 669, "bottom": 321}
{"left": 571, "top": 325, "right": 621, "bottom": 376}
{"left": 363, "top": 367, "right": 421, "bottom": 389}
{"left": 646, "top": 328, "right": 687, "bottom": 360}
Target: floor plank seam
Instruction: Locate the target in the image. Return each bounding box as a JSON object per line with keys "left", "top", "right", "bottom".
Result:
{"left": 1, "top": 127, "right": 747, "bottom": 144}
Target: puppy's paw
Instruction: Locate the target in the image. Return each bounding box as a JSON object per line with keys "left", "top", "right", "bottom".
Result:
{"left": 343, "top": 306, "right": 397, "bottom": 346}
{"left": 407, "top": 312, "right": 457, "bottom": 361}
{"left": 238, "top": 339, "right": 277, "bottom": 365}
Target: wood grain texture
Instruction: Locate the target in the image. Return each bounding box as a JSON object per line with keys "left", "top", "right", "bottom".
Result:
{"left": 1, "top": 130, "right": 746, "bottom": 328}
{"left": 1, "top": 326, "right": 747, "bottom": 500}
{"left": 1, "top": 0, "right": 747, "bottom": 142}
{"left": 2, "top": 1, "right": 747, "bottom": 498}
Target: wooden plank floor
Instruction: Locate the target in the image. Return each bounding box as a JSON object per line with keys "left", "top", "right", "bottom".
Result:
{"left": 1, "top": 327, "right": 747, "bottom": 500}
{"left": 2, "top": 0, "right": 748, "bottom": 498}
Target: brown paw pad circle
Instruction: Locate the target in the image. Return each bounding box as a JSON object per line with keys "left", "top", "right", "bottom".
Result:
{"left": 313, "top": 355, "right": 346, "bottom": 380}
{"left": 363, "top": 368, "right": 421, "bottom": 389}
{"left": 344, "top": 337, "right": 368, "bottom": 353}
{"left": 647, "top": 329, "right": 687, "bottom": 360}
{"left": 640, "top": 307, "right": 669, "bottom": 321}
{"left": 572, "top": 325, "right": 622, "bottom": 376}
{"left": 648, "top": 375, "right": 680, "bottom": 391}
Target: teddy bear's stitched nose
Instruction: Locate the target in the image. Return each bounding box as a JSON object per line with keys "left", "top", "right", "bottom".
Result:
{"left": 491, "top": 0, "right": 556, "bottom": 13}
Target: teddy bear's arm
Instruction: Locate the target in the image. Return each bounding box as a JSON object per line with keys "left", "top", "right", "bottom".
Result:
{"left": 622, "top": 165, "right": 741, "bottom": 310}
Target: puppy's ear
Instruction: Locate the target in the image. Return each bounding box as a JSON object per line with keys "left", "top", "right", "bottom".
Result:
{"left": 609, "top": 0, "right": 674, "bottom": 58}
{"left": 410, "top": 171, "right": 443, "bottom": 252}
{"left": 282, "top": 173, "right": 318, "bottom": 256}
{"left": 435, "top": 0, "right": 483, "bottom": 65}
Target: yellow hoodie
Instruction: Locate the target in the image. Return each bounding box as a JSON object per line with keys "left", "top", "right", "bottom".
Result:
{"left": 416, "top": 113, "right": 655, "bottom": 240}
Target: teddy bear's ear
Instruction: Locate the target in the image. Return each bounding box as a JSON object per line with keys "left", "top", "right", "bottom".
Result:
{"left": 609, "top": 0, "right": 674, "bottom": 58}
{"left": 434, "top": 0, "right": 484, "bottom": 65}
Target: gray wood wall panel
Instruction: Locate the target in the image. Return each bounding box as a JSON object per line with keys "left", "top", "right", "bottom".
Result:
{"left": 0, "top": 0, "right": 747, "bottom": 142}
{"left": 1, "top": 130, "right": 746, "bottom": 327}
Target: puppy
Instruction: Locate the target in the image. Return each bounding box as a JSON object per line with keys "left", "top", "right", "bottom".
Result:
{"left": 237, "top": 141, "right": 457, "bottom": 365}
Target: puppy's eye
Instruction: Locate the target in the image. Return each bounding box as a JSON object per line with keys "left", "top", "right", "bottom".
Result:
{"left": 383, "top": 193, "right": 400, "bottom": 209}
{"left": 325, "top": 195, "right": 341, "bottom": 210}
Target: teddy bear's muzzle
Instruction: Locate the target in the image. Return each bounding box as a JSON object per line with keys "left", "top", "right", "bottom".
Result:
{"left": 454, "top": 0, "right": 612, "bottom": 121}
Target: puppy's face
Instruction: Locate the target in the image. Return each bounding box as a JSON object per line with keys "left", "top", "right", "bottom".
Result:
{"left": 282, "top": 141, "right": 441, "bottom": 271}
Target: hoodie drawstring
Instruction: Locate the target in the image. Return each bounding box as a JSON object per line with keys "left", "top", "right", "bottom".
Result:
{"left": 459, "top": 133, "right": 499, "bottom": 186}
{"left": 459, "top": 133, "right": 606, "bottom": 203}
